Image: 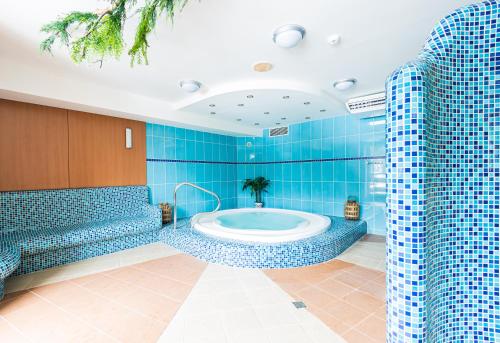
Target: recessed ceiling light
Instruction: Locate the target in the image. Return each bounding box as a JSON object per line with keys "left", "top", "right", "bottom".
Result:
{"left": 273, "top": 24, "right": 306, "bottom": 48}
{"left": 275, "top": 123, "right": 281, "bottom": 125}
{"left": 304, "top": 101, "right": 310, "bottom": 105}
{"left": 210, "top": 112, "right": 216, "bottom": 115}
{"left": 179, "top": 80, "right": 201, "bottom": 93}
{"left": 305, "top": 116, "right": 311, "bottom": 120}
{"left": 282, "top": 96, "right": 290, "bottom": 99}
{"left": 333, "top": 78, "right": 357, "bottom": 91}
{"left": 237, "top": 103, "right": 244, "bottom": 107}
{"left": 281, "top": 117, "right": 287, "bottom": 120}
{"left": 264, "top": 112, "right": 270, "bottom": 114}
{"left": 209, "top": 104, "right": 215, "bottom": 107}
{"left": 253, "top": 61, "right": 273, "bottom": 72}
{"left": 254, "top": 123, "right": 260, "bottom": 126}
{"left": 247, "top": 95, "right": 254, "bottom": 99}
{"left": 320, "top": 109, "right": 326, "bottom": 112}
{"left": 236, "top": 118, "right": 242, "bottom": 122}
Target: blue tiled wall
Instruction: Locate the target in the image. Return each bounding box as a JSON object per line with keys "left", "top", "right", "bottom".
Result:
{"left": 236, "top": 115, "right": 386, "bottom": 234}
{"left": 386, "top": 1, "right": 499, "bottom": 342}
{"left": 146, "top": 123, "right": 237, "bottom": 218}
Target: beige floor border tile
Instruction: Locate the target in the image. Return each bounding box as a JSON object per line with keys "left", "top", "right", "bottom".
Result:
{"left": 5, "top": 242, "right": 179, "bottom": 294}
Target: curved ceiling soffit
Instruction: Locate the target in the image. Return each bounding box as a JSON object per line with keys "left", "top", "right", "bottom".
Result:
{"left": 172, "top": 79, "right": 345, "bottom": 110}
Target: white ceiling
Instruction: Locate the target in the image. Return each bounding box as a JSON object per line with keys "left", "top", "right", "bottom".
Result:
{"left": 0, "top": 0, "right": 476, "bottom": 135}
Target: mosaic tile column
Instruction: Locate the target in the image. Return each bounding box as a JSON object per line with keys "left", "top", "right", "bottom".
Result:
{"left": 386, "top": 63, "right": 428, "bottom": 343}
{"left": 386, "top": 1, "right": 499, "bottom": 342}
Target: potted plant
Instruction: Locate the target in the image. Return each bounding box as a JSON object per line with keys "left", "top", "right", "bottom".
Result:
{"left": 242, "top": 176, "right": 270, "bottom": 208}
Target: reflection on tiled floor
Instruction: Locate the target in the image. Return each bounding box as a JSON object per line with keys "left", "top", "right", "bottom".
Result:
{"left": 0, "top": 236, "right": 385, "bottom": 343}
{"left": 5, "top": 243, "right": 180, "bottom": 294}
{"left": 0, "top": 254, "right": 206, "bottom": 342}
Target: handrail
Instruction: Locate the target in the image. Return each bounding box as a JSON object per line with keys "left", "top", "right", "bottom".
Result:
{"left": 173, "top": 182, "right": 221, "bottom": 230}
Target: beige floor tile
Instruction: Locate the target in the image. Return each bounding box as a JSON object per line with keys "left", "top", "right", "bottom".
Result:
{"left": 0, "top": 318, "right": 29, "bottom": 342}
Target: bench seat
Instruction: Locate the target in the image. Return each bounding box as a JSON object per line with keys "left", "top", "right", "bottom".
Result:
{"left": 0, "top": 186, "right": 162, "bottom": 300}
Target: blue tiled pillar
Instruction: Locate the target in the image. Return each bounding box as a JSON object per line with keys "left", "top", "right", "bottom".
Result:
{"left": 386, "top": 63, "right": 428, "bottom": 343}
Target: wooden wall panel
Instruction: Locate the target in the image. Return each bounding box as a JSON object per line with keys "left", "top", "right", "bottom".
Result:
{"left": 0, "top": 99, "right": 69, "bottom": 191}
{"left": 68, "top": 110, "right": 146, "bottom": 188}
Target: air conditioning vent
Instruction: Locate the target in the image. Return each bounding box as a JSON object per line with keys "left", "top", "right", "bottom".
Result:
{"left": 269, "top": 126, "right": 289, "bottom": 137}
{"left": 346, "top": 92, "right": 386, "bottom": 114}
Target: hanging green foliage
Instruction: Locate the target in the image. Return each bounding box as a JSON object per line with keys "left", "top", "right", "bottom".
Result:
{"left": 40, "top": 0, "right": 189, "bottom": 66}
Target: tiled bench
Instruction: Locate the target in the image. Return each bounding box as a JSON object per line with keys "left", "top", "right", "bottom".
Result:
{"left": 0, "top": 246, "right": 21, "bottom": 299}
{"left": 0, "top": 186, "right": 162, "bottom": 300}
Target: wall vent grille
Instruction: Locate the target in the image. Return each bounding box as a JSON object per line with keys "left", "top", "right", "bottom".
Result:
{"left": 269, "top": 126, "right": 289, "bottom": 137}
{"left": 346, "top": 92, "right": 386, "bottom": 114}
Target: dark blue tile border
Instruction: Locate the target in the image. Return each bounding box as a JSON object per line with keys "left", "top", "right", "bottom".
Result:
{"left": 146, "top": 156, "right": 385, "bottom": 165}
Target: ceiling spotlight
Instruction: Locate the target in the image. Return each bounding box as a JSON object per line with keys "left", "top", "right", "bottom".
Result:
{"left": 237, "top": 103, "right": 245, "bottom": 107}
{"left": 210, "top": 112, "right": 216, "bottom": 115}
{"left": 179, "top": 80, "right": 201, "bottom": 93}
{"left": 264, "top": 112, "right": 270, "bottom": 114}
{"left": 253, "top": 61, "right": 273, "bottom": 72}
{"left": 275, "top": 123, "right": 281, "bottom": 125}
{"left": 247, "top": 95, "right": 254, "bottom": 99}
{"left": 282, "top": 95, "right": 290, "bottom": 99}
{"left": 254, "top": 123, "right": 260, "bottom": 126}
{"left": 320, "top": 109, "right": 326, "bottom": 112}
{"left": 305, "top": 116, "right": 311, "bottom": 120}
{"left": 273, "top": 24, "right": 306, "bottom": 48}
{"left": 209, "top": 104, "right": 215, "bottom": 107}
{"left": 333, "top": 78, "right": 357, "bottom": 91}
{"left": 304, "top": 101, "right": 310, "bottom": 105}
{"left": 281, "top": 117, "right": 287, "bottom": 120}
{"left": 236, "top": 118, "right": 242, "bottom": 122}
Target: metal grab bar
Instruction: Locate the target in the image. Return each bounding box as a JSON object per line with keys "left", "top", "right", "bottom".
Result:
{"left": 173, "top": 182, "right": 221, "bottom": 230}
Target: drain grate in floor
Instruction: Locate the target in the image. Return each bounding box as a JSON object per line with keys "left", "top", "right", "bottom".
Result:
{"left": 292, "top": 301, "right": 307, "bottom": 309}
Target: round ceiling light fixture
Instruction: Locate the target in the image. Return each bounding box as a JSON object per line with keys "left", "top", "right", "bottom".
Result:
{"left": 273, "top": 24, "right": 306, "bottom": 48}
{"left": 179, "top": 80, "right": 201, "bottom": 93}
{"left": 333, "top": 78, "right": 357, "bottom": 91}
{"left": 253, "top": 61, "right": 273, "bottom": 72}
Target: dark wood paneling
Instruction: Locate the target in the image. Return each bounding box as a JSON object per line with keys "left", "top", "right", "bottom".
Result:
{"left": 68, "top": 110, "right": 146, "bottom": 188}
{"left": 0, "top": 99, "right": 69, "bottom": 191}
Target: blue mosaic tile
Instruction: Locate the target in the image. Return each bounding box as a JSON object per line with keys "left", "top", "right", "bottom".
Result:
{"left": 386, "top": 1, "right": 499, "bottom": 342}
{"left": 0, "top": 186, "right": 162, "bottom": 279}
{"left": 0, "top": 246, "right": 20, "bottom": 300}
{"left": 160, "top": 216, "right": 366, "bottom": 268}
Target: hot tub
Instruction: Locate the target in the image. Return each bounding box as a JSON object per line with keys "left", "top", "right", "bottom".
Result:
{"left": 191, "top": 208, "right": 331, "bottom": 243}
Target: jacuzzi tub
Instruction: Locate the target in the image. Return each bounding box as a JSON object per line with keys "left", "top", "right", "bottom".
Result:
{"left": 191, "top": 208, "right": 331, "bottom": 243}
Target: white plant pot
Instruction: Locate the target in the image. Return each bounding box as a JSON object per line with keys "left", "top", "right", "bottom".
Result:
{"left": 255, "top": 202, "right": 263, "bottom": 208}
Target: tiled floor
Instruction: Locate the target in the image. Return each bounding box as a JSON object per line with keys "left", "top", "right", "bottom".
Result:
{"left": 0, "top": 235, "right": 386, "bottom": 343}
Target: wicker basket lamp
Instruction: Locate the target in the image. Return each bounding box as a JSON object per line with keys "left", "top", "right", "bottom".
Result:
{"left": 159, "top": 203, "right": 172, "bottom": 224}
{"left": 344, "top": 197, "right": 360, "bottom": 220}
